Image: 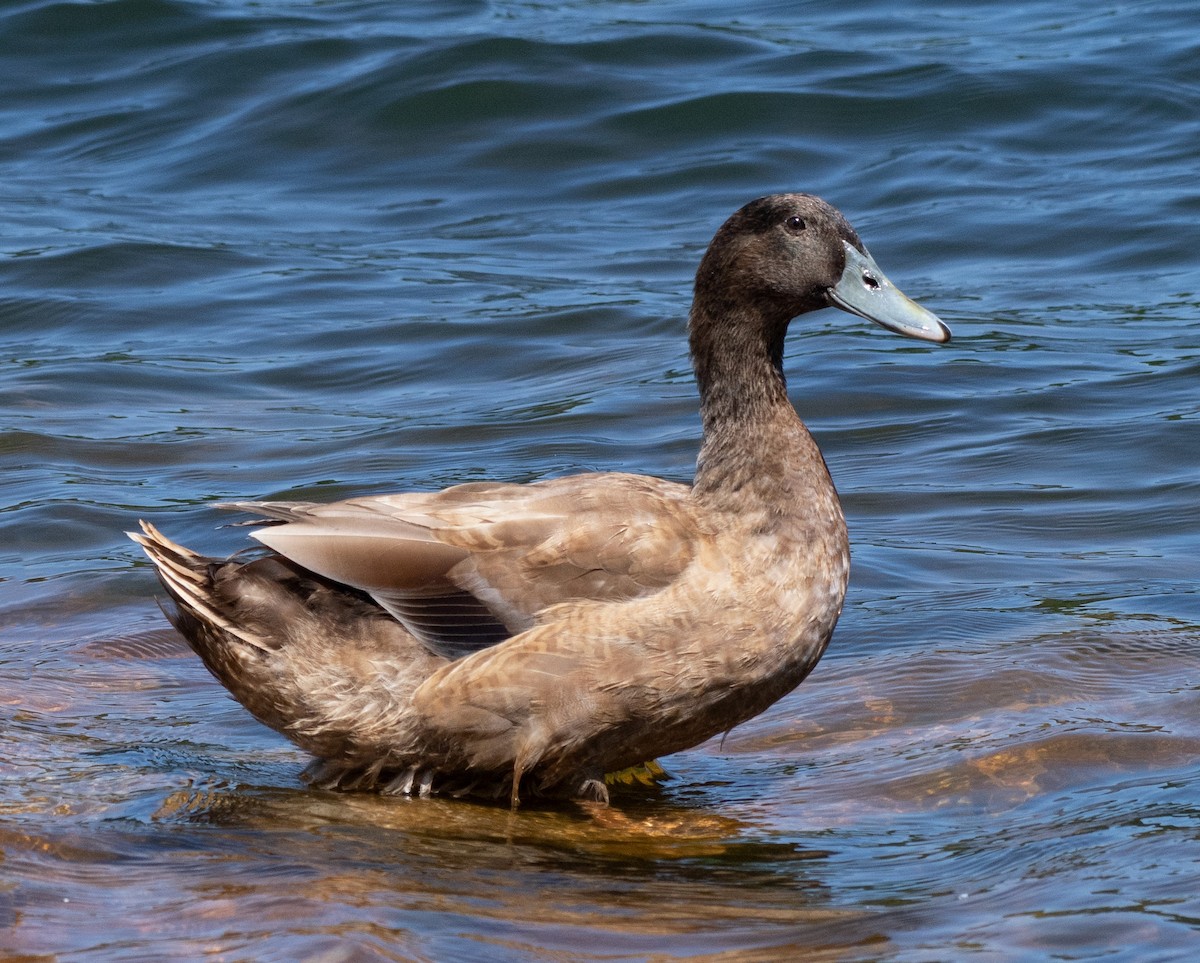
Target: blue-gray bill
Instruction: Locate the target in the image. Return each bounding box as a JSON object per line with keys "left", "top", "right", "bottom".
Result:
{"left": 830, "top": 241, "right": 951, "bottom": 343}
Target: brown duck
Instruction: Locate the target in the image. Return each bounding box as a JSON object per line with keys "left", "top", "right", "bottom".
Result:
{"left": 132, "top": 194, "right": 950, "bottom": 807}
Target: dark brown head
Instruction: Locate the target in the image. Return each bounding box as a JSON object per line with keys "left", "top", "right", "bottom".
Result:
{"left": 692, "top": 193, "right": 950, "bottom": 342}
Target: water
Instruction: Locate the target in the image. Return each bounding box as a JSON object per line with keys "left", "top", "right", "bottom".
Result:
{"left": 2, "top": 0, "right": 1198, "bottom": 958}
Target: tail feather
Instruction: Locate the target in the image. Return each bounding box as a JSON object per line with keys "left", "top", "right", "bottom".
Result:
{"left": 129, "top": 520, "right": 446, "bottom": 764}
{"left": 130, "top": 522, "right": 263, "bottom": 649}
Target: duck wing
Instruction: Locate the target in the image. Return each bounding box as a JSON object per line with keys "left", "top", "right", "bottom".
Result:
{"left": 223, "top": 473, "right": 698, "bottom": 661}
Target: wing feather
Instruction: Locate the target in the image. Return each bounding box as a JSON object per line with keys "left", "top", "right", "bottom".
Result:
{"left": 221, "top": 473, "right": 700, "bottom": 662}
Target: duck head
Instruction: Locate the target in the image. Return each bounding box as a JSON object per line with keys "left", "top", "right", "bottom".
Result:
{"left": 693, "top": 193, "right": 951, "bottom": 344}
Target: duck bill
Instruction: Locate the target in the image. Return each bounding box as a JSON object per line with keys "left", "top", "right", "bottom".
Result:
{"left": 829, "top": 241, "right": 951, "bottom": 343}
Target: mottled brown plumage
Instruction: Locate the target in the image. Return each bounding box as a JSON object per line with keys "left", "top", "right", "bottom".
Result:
{"left": 131, "top": 194, "right": 950, "bottom": 806}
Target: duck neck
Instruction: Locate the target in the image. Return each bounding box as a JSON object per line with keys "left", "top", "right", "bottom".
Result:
{"left": 689, "top": 299, "right": 836, "bottom": 512}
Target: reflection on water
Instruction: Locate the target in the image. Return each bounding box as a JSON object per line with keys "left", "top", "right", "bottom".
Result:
{"left": 3, "top": 614, "right": 1197, "bottom": 958}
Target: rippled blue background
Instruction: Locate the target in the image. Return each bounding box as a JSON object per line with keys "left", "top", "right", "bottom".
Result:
{"left": 2, "top": 1, "right": 1198, "bottom": 958}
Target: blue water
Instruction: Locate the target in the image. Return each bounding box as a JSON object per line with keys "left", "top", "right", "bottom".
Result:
{"left": 2, "top": 1, "right": 1199, "bottom": 958}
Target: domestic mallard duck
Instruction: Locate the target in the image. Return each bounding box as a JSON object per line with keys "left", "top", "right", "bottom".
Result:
{"left": 131, "top": 194, "right": 950, "bottom": 807}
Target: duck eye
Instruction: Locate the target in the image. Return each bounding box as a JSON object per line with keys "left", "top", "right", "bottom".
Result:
{"left": 784, "top": 215, "right": 807, "bottom": 234}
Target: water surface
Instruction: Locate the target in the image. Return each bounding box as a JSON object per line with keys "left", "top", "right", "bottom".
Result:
{"left": 2, "top": 0, "right": 1199, "bottom": 958}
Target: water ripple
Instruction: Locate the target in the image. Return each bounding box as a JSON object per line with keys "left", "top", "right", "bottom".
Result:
{"left": 3, "top": 0, "right": 1200, "bottom": 958}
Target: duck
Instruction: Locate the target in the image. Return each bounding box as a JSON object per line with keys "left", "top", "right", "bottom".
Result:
{"left": 131, "top": 193, "right": 950, "bottom": 808}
